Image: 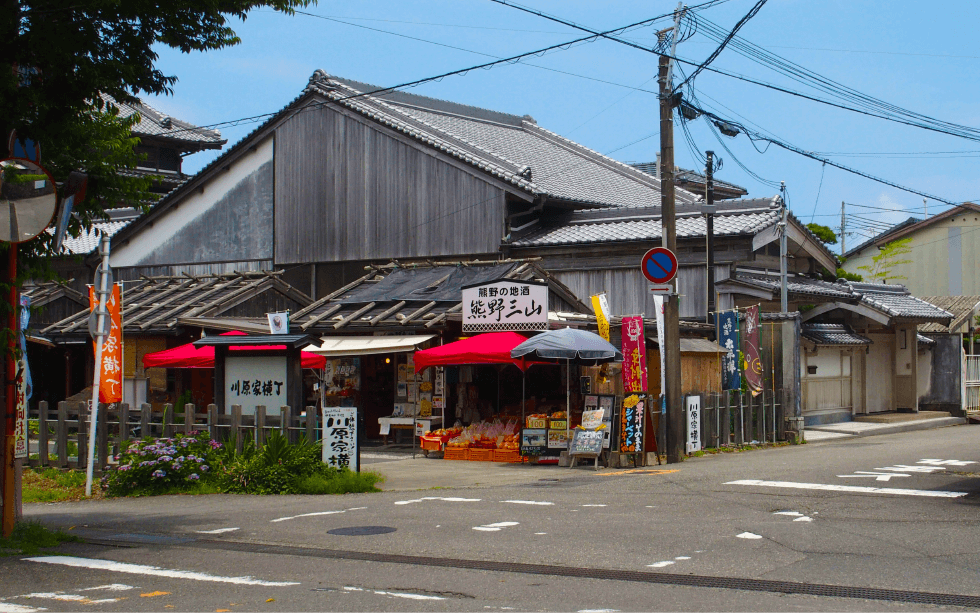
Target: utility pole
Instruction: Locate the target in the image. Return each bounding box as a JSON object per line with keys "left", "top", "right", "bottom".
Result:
{"left": 923, "top": 198, "right": 928, "bottom": 218}
{"left": 659, "top": 3, "right": 685, "bottom": 464}
{"left": 703, "top": 151, "right": 716, "bottom": 325}
{"left": 2, "top": 245, "right": 17, "bottom": 538}
{"left": 840, "top": 201, "right": 845, "bottom": 255}
{"left": 779, "top": 181, "right": 788, "bottom": 312}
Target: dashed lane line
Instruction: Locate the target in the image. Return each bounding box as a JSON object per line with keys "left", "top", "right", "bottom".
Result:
{"left": 25, "top": 557, "right": 299, "bottom": 586}
{"left": 725, "top": 479, "right": 967, "bottom": 498}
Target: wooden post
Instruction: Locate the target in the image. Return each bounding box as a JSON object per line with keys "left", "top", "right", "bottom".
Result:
{"left": 255, "top": 406, "right": 266, "bottom": 447}
{"left": 281, "top": 406, "right": 292, "bottom": 443}
{"left": 231, "top": 404, "right": 242, "bottom": 453}
{"left": 97, "top": 403, "right": 109, "bottom": 470}
{"left": 777, "top": 388, "right": 787, "bottom": 442}
{"left": 56, "top": 401, "right": 68, "bottom": 468}
{"left": 184, "top": 403, "right": 195, "bottom": 435}
{"left": 207, "top": 404, "right": 218, "bottom": 440}
{"left": 76, "top": 411, "right": 87, "bottom": 470}
{"left": 733, "top": 393, "right": 743, "bottom": 446}
{"left": 140, "top": 403, "right": 151, "bottom": 439}
{"left": 162, "top": 403, "right": 174, "bottom": 438}
{"left": 720, "top": 392, "right": 730, "bottom": 447}
{"left": 38, "top": 401, "right": 49, "bottom": 467}
{"left": 119, "top": 403, "right": 131, "bottom": 445}
{"left": 305, "top": 406, "right": 316, "bottom": 443}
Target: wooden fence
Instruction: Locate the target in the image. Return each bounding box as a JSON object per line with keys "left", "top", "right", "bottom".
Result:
{"left": 695, "top": 388, "right": 788, "bottom": 449}
{"left": 27, "top": 401, "right": 320, "bottom": 473}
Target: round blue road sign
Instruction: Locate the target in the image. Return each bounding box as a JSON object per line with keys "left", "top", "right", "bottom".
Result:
{"left": 640, "top": 247, "right": 678, "bottom": 284}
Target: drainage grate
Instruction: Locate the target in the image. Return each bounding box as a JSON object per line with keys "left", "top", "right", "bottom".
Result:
{"left": 327, "top": 526, "right": 397, "bottom": 536}
{"left": 188, "top": 538, "right": 980, "bottom": 608}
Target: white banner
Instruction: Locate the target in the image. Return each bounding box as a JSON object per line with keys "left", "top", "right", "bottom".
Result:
{"left": 322, "top": 406, "right": 358, "bottom": 472}
{"left": 686, "top": 395, "right": 702, "bottom": 454}
{"left": 462, "top": 279, "right": 548, "bottom": 332}
{"left": 653, "top": 294, "right": 666, "bottom": 400}
{"left": 225, "top": 355, "right": 287, "bottom": 415}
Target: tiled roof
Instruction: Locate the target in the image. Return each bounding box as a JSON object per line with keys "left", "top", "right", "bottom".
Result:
{"left": 760, "top": 311, "right": 800, "bottom": 321}
{"left": 841, "top": 216, "right": 920, "bottom": 259}
{"left": 629, "top": 161, "right": 748, "bottom": 197}
{"left": 847, "top": 283, "right": 953, "bottom": 323}
{"left": 310, "top": 73, "right": 700, "bottom": 209}
{"left": 53, "top": 208, "right": 142, "bottom": 255}
{"left": 802, "top": 323, "right": 871, "bottom": 346}
{"left": 100, "top": 94, "right": 225, "bottom": 147}
{"left": 730, "top": 272, "right": 858, "bottom": 300}
{"left": 512, "top": 197, "right": 780, "bottom": 247}
{"left": 917, "top": 296, "right": 980, "bottom": 333}
{"left": 917, "top": 333, "right": 936, "bottom": 347}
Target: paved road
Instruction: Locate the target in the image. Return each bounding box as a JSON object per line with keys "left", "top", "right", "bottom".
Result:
{"left": 3, "top": 425, "right": 978, "bottom": 611}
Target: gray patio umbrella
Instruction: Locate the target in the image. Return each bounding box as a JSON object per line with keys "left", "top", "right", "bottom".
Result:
{"left": 511, "top": 327, "right": 623, "bottom": 443}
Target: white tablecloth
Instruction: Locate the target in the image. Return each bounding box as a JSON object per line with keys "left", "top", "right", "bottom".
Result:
{"left": 378, "top": 416, "right": 443, "bottom": 436}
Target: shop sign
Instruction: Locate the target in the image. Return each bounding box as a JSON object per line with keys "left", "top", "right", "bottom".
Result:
{"left": 581, "top": 408, "right": 604, "bottom": 429}
{"left": 88, "top": 283, "right": 122, "bottom": 403}
{"left": 619, "top": 395, "right": 644, "bottom": 453}
{"left": 225, "top": 355, "right": 287, "bottom": 415}
{"left": 621, "top": 315, "right": 648, "bottom": 394}
{"left": 547, "top": 429, "right": 569, "bottom": 449}
{"left": 686, "top": 395, "right": 702, "bottom": 454}
{"left": 569, "top": 428, "right": 604, "bottom": 456}
{"left": 521, "top": 428, "right": 547, "bottom": 455}
{"left": 461, "top": 279, "right": 548, "bottom": 333}
{"left": 322, "top": 406, "right": 358, "bottom": 472}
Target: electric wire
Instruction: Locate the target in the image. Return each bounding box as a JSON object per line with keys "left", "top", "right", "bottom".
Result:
{"left": 809, "top": 161, "right": 826, "bottom": 222}
{"left": 673, "top": 0, "right": 768, "bottom": 92}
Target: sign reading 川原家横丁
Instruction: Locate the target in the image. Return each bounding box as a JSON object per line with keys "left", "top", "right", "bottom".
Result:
{"left": 225, "top": 355, "right": 287, "bottom": 416}
{"left": 322, "top": 406, "right": 359, "bottom": 472}
{"left": 461, "top": 279, "right": 548, "bottom": 333}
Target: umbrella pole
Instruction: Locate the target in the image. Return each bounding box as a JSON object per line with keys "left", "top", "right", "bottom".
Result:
{"left": 521, "top": 366, "right": 526, "bottom": 427}
{"left": 566, "top": 358, "right": 570, "bottom": 450}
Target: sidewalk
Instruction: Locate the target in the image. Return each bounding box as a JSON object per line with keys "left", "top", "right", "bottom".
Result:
{"left": 804, "top": 412, "right": 968, "bottom": 442}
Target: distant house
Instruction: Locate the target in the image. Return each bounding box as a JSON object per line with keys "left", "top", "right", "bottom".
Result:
{"left": 841, "top": 202, "right": 980, "bottom": 295}
{"left": 629, "top": 158, "right": 749, "bottom": 200}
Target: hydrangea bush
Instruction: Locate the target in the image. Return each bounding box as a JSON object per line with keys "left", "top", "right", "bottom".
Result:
{"left": 102, "top": 432, "right": 220, "bottom": 497}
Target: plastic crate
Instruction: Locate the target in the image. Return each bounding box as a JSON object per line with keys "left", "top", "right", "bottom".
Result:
{"left": 493, "top": 449, "right": 522, "bottom": 463}
{"left": 443, "top": 447, "right": 469, "bottom": 461}
{"left": 468, "top": 448, "right": 494, "bottom": 462}
{"left": 419, "top": 437, "right": 443, "bottom": 452}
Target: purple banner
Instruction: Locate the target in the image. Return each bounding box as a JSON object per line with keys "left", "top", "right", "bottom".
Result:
{"left": 743, "top": 306, "right": 763, "bottom": 397}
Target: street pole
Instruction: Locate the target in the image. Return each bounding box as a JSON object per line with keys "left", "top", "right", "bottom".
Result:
{"left": 659, "top": 53, "right": 684, "bottom": 464}
{"left": 2, "top": 244, "right": 17, "bottom": 538}
{"left": 85, "top": 236, "right": 110, "bottom": 497}
{"left": 779, "top": 181, "right": 788, "bottom": 313}
{"left": 703, "top": 151, "right": 716, "bottom": 326}
{"left": 840, "top": 201, "right": 845, "bottom": 256}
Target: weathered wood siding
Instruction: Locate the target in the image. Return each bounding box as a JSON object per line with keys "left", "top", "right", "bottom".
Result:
{"left": 550, "top": 265, "right": 730, "bottom": 319}
{"left": 274, "top": 104, "right": 507, "bottom": 264}
{"left": 115, "top": 261, "right": 273, "bottom": 281}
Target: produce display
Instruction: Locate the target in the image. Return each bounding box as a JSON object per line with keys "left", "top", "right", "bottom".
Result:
{"left": 442, "top": 419, "right": 521, "bottom": 452}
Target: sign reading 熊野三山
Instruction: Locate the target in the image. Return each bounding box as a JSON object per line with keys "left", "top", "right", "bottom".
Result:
{"left": 88, "top": 284, "right": 122, "bottom": 403}
{"left": 322, "top": 406, "right": 358, "bottom": 472}
{"left": 621, "top": 315, "right": 647, "bottom": 394}
{"left": 461, "top": 279, "right": 548, "bottom": 333}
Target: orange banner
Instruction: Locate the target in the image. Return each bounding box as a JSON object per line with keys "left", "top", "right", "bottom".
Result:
{"left": 89, "top": 284, "right": 122, "bottom": 403}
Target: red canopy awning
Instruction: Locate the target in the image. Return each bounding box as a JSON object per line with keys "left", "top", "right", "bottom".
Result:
{"left": 143, "top": 331, "right": 327, "bottom": 369}
{"left": 413, "top": 332, "right": 544, "bottom": 373}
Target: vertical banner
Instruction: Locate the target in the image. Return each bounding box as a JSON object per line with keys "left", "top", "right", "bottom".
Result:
{"left": 591, "top": 293, "right": 611, "bottom": 342}
{"left": 743, "top": 306, "right": 763, "bottom": 397}
{"left": 13, "top": 358, "right": 28, "bottom": 459}
{"left": 652, "top": 295, "right": 666, "bottom": 398}
{"left": 619, "top": 395, "right": 644, "bottom": 453}
{"left": 322, "top": 406, "right": 359, "bottom": 472}
{"left": 621, "top": 315, "right": 648, "bottom": 394}
{"left": 718, "top": 309, "right": 741, "bottom": 391}
{"left": 88, "top": 284, "right": 122, "bottom": 403}
{"left": 686, "top": 395, "right": 702, "bottom": 454}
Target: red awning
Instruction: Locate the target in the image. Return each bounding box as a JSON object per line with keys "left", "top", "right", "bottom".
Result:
{"left": 413, "top": 332, "right": 544, "bottom": 373}
{"left": 143, "top": 331, "right": 327, "bottom": 369}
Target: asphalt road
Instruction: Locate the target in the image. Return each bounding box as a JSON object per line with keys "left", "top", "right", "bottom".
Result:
{"left": 3, "top": 424, "right": 978, "bottom": 612}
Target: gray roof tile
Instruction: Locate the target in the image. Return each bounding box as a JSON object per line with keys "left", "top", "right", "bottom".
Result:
{"left": 730, "top": 272, "right": 857, "bottom": 300}
{"left": 802, "top": 323, "right": 871, "bottom": 346}
{"left": 850, "top": 284, "right": 953, "bottom": 323}
{"left": 100, "top": 94, "right": 225, "bottom": 147}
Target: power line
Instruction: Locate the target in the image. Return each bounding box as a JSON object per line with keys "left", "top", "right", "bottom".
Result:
{"left": 673, "top": 0, "right": 768, "bottom": 92}
{"left": 809, "top": 161, "right": 826, "bottom": 222}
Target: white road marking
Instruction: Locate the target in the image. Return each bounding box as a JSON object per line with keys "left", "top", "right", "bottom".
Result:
{"left": 343, "top": 586, "right": 444, "bottom": 601}
{"left": 647, "top": 561, "right": 675, "bottom": 568}
{"left": 839, "top": 471, "right": 909, "bottom": 481}
{"left": 26, "top": 557, "right": 299, "bottom": 586}
{"left": 578, "top": 609, "right": 619, "bottom": 612}
{"left": 78, "top": 585, "right": 134, "bottom": 592}
{"left": 875, "top": 465, "right": 944, "bottom": 473}
{"left": 675, "top": 556, "right": 691, "bottom": 560}
{"left": 271, "top": 507, "right": 365, "bottom": 523}
{"left": 794, "top": 516, "right": 814, "bottom": 522}
{"left": 473, "top": 521, "right": 519, "bottom": 532}
{"left": 502, "top": 500, "right": 553, "bottom": 506}
{"left": 737, "top": 532, "right": 763, "bottom": 539}
{"left": 195, "top": 527, "right": 240, "bottom": 534}
{"left": 773, "top": 511, "right": 803, "bottom": 517}
{"left": 919, "top": 459, "right": 976, "bottom": 466}
{"left": 394, "top": 497, "right": 481, "bottom": 505}
{"left": 18, "top": 593, "right": 120, "bottom": 605}
{"left": 535, "top": 532, "right": 547, "bottom": 535}
{"left": 0, "top": 604, "right": 46, "bottom": 613}
{"left": 726, "top": 479, "right": 967, "bottom": 498}
{"left": 581, "top": 504, "right": 607, "bottom": 507}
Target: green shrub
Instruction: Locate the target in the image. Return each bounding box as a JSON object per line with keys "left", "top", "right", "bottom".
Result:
{"left": 101, "top": 431, "right": 220, "bottom": 497}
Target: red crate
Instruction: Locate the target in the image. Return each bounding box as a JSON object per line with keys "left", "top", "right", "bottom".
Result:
{"left": 467, "top": 448, "right": 494, "bottom": 462}
{"left": 419, "top": 436, "right": 444, "bottom": 452}
{"left": 443, "top": 447, "right": 469, "bottom": 461}
{"left": 492, "top": 449, "right": 522, "bottom": 463}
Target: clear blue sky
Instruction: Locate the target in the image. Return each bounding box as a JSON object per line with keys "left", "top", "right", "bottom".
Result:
{"left": 146, "top": 1, "right": 980, "bottom": 253}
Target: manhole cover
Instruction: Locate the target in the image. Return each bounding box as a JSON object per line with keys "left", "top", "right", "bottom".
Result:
{"left": 327, "top": 526, "right": 397, "bottom": 536}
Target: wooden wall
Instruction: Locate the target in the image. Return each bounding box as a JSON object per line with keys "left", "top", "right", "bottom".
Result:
{"left": 647, "top": 351, "right": 723, "bottom": 396}
{"left": 274, "top": 103, "right": 509, "bottom": 265}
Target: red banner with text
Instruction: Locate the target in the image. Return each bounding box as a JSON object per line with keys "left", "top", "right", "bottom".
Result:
{"left": 89, "top": 284, "right": 122, "bottom": 403}
{"left": 621, "top": 315, "right": 648, "bottom": 394}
